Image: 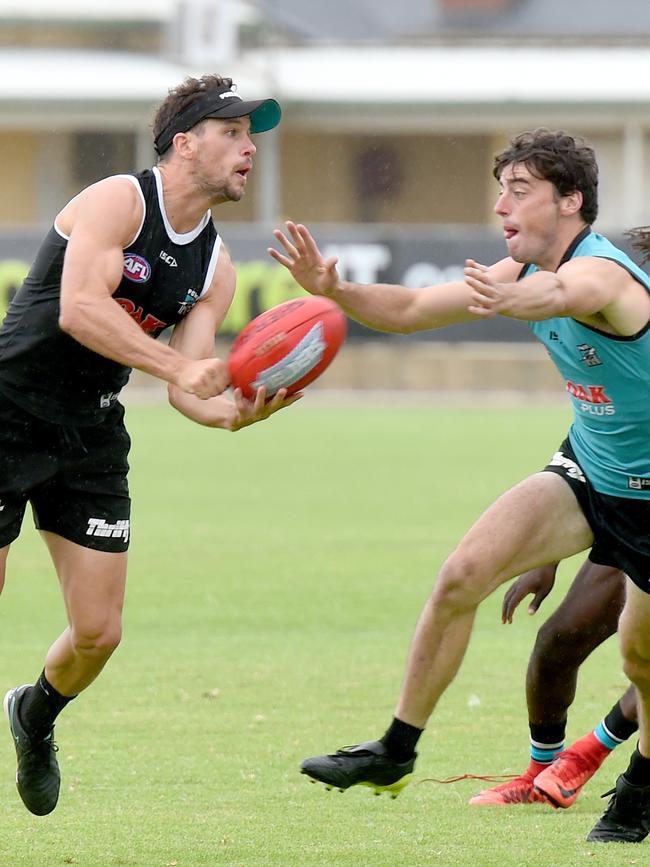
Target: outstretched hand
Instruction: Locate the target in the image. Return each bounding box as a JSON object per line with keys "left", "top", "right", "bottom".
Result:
{"left": 228, "top": 386, "right": 302, "bottom": 432}
{"left": 268, "top": 221, "right": 340, "bottom": 297}
{"left": 501, "top": 564, "right": 558, "bottom": 624}
{"left": 465, "top": 259, "right": 509, "bottom": 318}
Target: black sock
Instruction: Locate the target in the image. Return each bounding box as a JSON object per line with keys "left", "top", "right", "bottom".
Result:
{"left": 18, "top": 670, "right": 76, "bottom": 738}
{"left": 624, "top": 746, "right": 650, "bottom": 787}
{"left": 529, "top": 722, "right": 566, "bottom": 746}
{"left": 380, "top": 717, "right": 423, "bottom": 762}
{"left": 528, "top": 722, "right": 566, "bottom": 765}
{"left": 603, "top": 700, "right": 639, "bottom": 742}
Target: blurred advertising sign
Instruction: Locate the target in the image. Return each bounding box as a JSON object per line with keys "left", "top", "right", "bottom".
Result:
{"left": 0, "top": 228, "right": 638, "bottom": 342}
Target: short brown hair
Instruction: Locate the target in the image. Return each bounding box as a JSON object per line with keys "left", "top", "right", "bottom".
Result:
{"left": 493, "top": 129, "right": 598, "bottom": 225}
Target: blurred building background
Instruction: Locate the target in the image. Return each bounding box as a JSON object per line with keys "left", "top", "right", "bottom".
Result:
{"left": 1, "top": 0, "right": 650, "bottom": 390}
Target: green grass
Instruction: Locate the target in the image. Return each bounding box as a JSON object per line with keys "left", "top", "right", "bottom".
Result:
{"left": 0, "top": 398, "right": 638, "bottom": 866}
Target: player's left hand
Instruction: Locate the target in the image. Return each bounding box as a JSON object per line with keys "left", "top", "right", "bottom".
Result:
{"left": 501, "top": 564, "right": 558, "bottom": 624}
{"left": 228, "top": 386, "right": 302, "bottom": 432}
{"left": 465, "top": 259, "right": 511, "bottom": 317}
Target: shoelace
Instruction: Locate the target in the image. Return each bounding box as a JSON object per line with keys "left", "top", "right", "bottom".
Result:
{"left": 417, "top": 773, "right": 518, "bottom": 785}
{"left": 337, "top": 745, "right": 377, "bottom": 756}
{"left": 599, "top": 783, "right": 650, "bottom": 810}
{"left": 25, "top": 735, "right": 58, "bottom": 756}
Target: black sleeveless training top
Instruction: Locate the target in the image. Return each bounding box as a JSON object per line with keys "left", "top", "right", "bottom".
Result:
{"left": 0, "top": 168, "right": 221, "bottom": 425}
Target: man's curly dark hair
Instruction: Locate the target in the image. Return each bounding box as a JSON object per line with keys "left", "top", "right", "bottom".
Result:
{"left": 493, "top": 128, "right": 598, "bottom": 225}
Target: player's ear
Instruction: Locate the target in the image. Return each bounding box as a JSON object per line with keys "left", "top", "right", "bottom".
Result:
{"left": 172, "top": 131, "right": 195, "bottom": 160}
{"left": 561, "top": 190, "right": 583, "bottom": 217}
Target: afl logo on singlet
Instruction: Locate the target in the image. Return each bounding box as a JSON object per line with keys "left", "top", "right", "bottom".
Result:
{"left": 123, "top": 254, "right": 151, "bottom": 283}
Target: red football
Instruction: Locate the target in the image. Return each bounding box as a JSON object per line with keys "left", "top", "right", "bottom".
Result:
{"left": 228, "top": 296, "right": 347, "bottom": 399}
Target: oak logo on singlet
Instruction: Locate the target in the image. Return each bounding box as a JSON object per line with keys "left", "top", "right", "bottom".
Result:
{"left": 115, "top": 298, "right": 167, "bottom": 335}
{"left": 566, "top": 381, "right": 615, "bottom": 416}
{"left": 123, "top": 253, "right": 151, "bottom": 283}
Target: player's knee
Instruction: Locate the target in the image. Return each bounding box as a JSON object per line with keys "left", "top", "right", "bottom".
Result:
{"left": 533, "top": 608, "right": 615, "bottom": 666}
{"left": 620, "top": 635, "right": 650, "bottom": 692}
{"left": 71, "top": 617, "right": 122, "bottom": 660}
{"left": 434, "top": 552, "right": 486, "bottom": 613}
{"left": 532, "top": 619, "right": 577, "bottom": 663}
{"left": 622, "top": 655, "right": 650, "bottom": 693}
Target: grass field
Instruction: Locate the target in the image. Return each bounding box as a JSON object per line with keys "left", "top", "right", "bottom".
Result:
{"left": 0, "top": 397, "right": 639, "bottom": 866}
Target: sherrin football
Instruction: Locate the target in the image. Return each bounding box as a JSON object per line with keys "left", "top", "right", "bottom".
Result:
{"left": 228, "top": 296, "right": 347, "bottom": 400}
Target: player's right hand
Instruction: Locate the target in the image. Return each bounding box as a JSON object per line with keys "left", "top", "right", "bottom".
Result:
{"left": 228, "top": 386, "right": 302, "bottom": 431}
{"left": 268, "top": 221, "right": 340, "bottom": 297}
{"left": 501, "top": 563, "right": 558, "bottom": 624}
{"left": 176, "top": 358, "right": 230, "bottom": 399}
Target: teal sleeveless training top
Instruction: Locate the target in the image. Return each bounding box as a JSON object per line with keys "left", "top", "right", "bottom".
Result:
{"left": 525, "top": 228, "right": 650, "bottom": 498}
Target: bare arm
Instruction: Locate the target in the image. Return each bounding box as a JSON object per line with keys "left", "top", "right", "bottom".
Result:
{"left": 268, "top": 221, "right": 520, "bottom": 333}
{"left": 57, "top": 177, "right": 228, "bottom": 398}
{"left": 167, "top": 247, "right": 301, "bottom": 431}
{"left": 466, "top": 256, "right": 650, "bottom": 335}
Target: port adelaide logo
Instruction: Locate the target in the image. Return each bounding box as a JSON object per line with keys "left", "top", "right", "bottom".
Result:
{"left": 578, "top": 343, "right": 602, "bottom": 367}
{"left": 178, "top": 288, "right": 200, "bottom": 316}
{"left": 123, "top": 253, "right": 151, "bottom": 283}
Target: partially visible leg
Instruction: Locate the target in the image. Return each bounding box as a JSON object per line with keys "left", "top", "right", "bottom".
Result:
{"left": 470, "top": 559, "right": 625, "bottom": 806}
{"left": 526, "top": 561, "right": 624, "bottom": 728}
{"left": 620, "top": 580, "right": 650, "bottom": 758}
{"left": 588, "top": 579, "right": 650, "bottom": 843}
{"left": 589, "top": 684, "right": 639, "bottom": 756}
{"left": 39, "top": 531, "right": 127, "bottom": 697}
{"left": 619, "top": 684, "right": 639, "bottom": 722}
{"left": 473, "top": 563, "right": 637, "bottom": 807}
{"left": 512, "top": 563, "right": 628, "bottom": 806}
{"left": 0, "top": 544, "right": 8, "bottom": 595}
{"left": 6, "top": 532, "right": 126, "bottom": 816}
{"left": 534, "top": 685, "right": 638, "bottom": 809}
{"left": 469, "top": 560, "right": 625, "bottom": 807}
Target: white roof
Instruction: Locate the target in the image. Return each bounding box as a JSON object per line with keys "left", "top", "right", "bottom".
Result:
{"left": 274, "top": 46, "right": 650, "bottom": 104}
{"left": 0, "top": 49, "right": 265, "bottom": 128}
{"left": 0, "top": 51, "right": 190, "bottom": 102}
{"left": 0, "top": 0, "right": 176, "bottom": 20}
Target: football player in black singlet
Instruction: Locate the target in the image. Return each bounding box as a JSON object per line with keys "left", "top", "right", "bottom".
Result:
{"left": 0, "top": 73, "right": 297, "bottom": 816}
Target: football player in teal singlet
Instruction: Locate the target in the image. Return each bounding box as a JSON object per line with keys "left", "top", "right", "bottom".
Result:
{"left": 271, "top": 128, "right": 650, "bottom": 845}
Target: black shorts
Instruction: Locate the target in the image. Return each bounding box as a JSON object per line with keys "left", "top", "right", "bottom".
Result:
{"left": 543, "top": 437, "right": 650, "bottom": 592}
{"left": 0, "top": 391, "right": 131, "bottom": 552}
